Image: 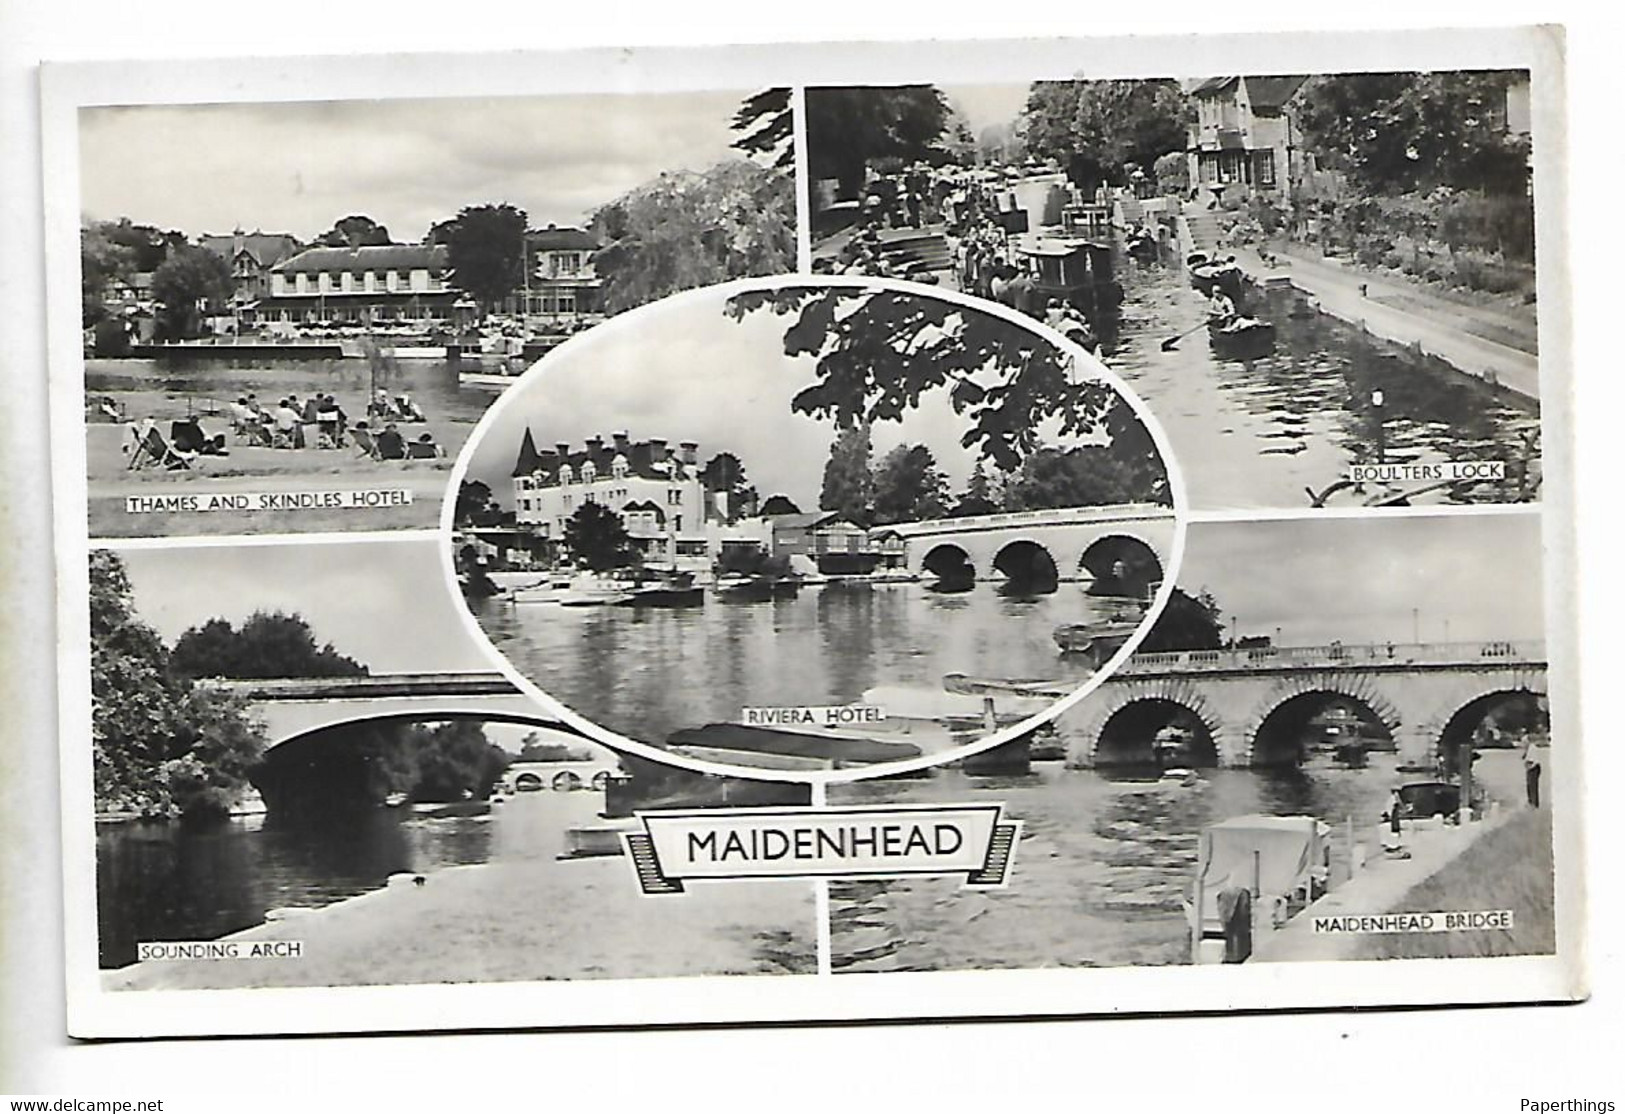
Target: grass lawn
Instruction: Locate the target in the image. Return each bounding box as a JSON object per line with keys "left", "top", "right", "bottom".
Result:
{"left": 1351, "top": 806, "right": 1555, "bottom": 960}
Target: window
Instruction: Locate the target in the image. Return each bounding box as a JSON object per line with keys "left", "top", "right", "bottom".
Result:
{"left": 1255, "top": 149, "right": 1277, "bottom": 187}
{"left": 667, "top": 489, "right": 683, "bottom": 505}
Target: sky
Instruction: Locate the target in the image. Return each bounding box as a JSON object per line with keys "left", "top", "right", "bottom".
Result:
{"left": 463, "top": 286, "right": 1142, "bottom": 512}
{"left": 940, "top": 84, "right": 1033, "bottom": 134}
{"left": 1178, "top": 513, "right": 1546, "bottom": 647}
{"left": 117, "top": 537, "right": 489, "bottom": 675}
{"left": 79, "top": 90, "right": 764, "bottom": 241}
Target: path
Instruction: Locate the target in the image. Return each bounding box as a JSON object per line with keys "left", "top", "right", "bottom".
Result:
{"left": 1231, "top": 246, "right": 1541, "bottom": 402}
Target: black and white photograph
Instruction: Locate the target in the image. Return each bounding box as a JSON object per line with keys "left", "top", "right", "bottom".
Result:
{"left": 828, "top": 512, "right": 1552, "bottom": 971}
{"left": 76, "top": 89, "right": 795, "bottom": 538}
{"left": 451, "top": 278, "right": 1180, "bottom": 774}
{"left": 806, "top": 75, "right": 1541, "bottom": 511}
{"left": 88, "top": 538, "right": 816, "bottom": 991}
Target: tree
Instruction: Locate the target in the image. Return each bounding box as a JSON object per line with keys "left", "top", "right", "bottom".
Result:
{"left": 728, "top": 286, "right": 1171, "bottom": 486}
{"left": 590, "top": 161, "right": 795, "bottom": 315}
{"left": 804, "top": 86, "right": 951, "bottom": 199}
{"left": 89, "top": 551, "right": 267, "bottom": 818}
{"left": 1002, "top": 445, "right": 1165, "bottom": 510}
{"left": 819, "top": 422, "right": 874, "bottom": 526}
{"left": 1021, "top": 79, "right": 1190, "bottom": 189}
{"left": 445, "top": 203, "right": 529, "bottom": 316}
{"left": 1294, "top": 71, "right": 1530, "bottom": 196}
{"left": 150, "top": 245, "right": 232, "bottom": 340}
{"left": 455, "top": 479, "right": 495, "bottom": 527}
{"left": 872, "top": 444, "right": 950, "bottom": 525}
{"left": 1152, "top": 150, "right": 1189, "bottom": 196}
{"left": 317, "top": 215, "right": 393, "bottom": 247}
{"left": 758, "top": 494, "right": 802, "bottom": 517}
{"left": 169, "top": 611, "right": 368, "bottom": 680}
{"left": 1139, "top": 588, "right": 1224, "bottom": 653}
{"left": 953, "top": 461, "right": 1002, "bottom": 516}
{"left": 80, "top": 222, "right": 139, "bottom": 326}
{"left": 700, "top": 452, "right": 752, "bottom": 521}
{"left": 730, "top": 87, "right": 795, "bottom": 169}
{"left": 563, "top": 502, "right": 637, "bottom": 572}
{"left": 409, "top": 721, "right": 511, "bottom": 802}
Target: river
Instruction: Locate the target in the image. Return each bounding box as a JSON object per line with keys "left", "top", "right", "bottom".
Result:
{"left": 1100, "top": 258, "right": 1540, "bottom": 510}
{"left": 474, "top": 582, "right": 1123, "bottom": 749}
{"left": 827, "top": 757, "right": 1411, "bottom": 972}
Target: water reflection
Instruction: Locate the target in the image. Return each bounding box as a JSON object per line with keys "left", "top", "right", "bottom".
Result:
{"left": 477, "top": 584, "right": 1116, "bottom": 747}
{"left": 1103, "top": 261, "right": 1539, "bottom": 509}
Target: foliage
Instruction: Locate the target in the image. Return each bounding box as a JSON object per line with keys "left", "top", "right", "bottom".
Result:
{"left": 727, "top": 286, "right": 1170, "bottom": 491}
{"left": 590, "top": 161, "right": 795, "bottom": 315}
{"left": 406, "top": 721, "right": 511, "bottom": 802}
{"left": 1021, "top": 80, "right": 1190, "bottom": 187}
{"left": 871, "top": 444, "right": 950, "bottom": 525}
{"left": 1295, "top": 71, "right": 1530, "bottom": 196}
{"left": 1152, "top": 150, "right": 1189, "bottom": 196}
{"left": 150, "top": 245, "right": 232, "bottom": 340}
{"left": 1002, "top": 444, "right": 1167, "bottom": 509}
{"left": 563, "top": 502, "right": 637, "bottom": 572}
{"left": 1139, "top": 587, "right": 1224, "bottom": 653}
{"left": 445, "top": 203, "right": 529, "bottom": 314}
{"left": 92, "top": 317, "right": 132, "bottom": 357}
{"left": 804, "top": 86, "right": 950, "bottom": 196}
{"left": 516, "top": 733, "right": 595, "bottom": 763}
{"left": 169, "top": 611, "right": 368, "bottom": 681}
{"left": 730, "top": 88, "right": 795, "bottom": 169}
{"left": 317, "top": 215, "right": 393, "bottom": 247}
{"left": 455, "top": 479, "right": 500, "bottom": 527}
{"left": 818, "top": 422, "right": 875, "bottom": 526}
{"left": 952, "top": 460, "right": 1002, "bottom": 516}
{"left": 89, "top": 551, "right": 267, "bottom": 818}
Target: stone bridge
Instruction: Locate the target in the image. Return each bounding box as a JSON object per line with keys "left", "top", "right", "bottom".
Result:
{"left": 1067, "top": 639, "right": 1547, "bottom": 767}
{"left": 874, "top": 503, "right": 1176, "bottom": 588}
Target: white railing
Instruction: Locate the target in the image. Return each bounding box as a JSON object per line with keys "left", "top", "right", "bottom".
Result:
{"left": 876, "top": 503, "right": 1174, "bottom": 538}
{"left": 1120, "top": 640, "right": 1545, "bottom": 674}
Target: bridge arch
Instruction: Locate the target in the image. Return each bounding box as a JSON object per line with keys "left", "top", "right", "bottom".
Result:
{"left": 920, "top": 542, "right": 977, "bottom": 587}
{"left": 1069, "top": 677, "right": 1231, "bottom": 766}
{"left": 1413, "top": 670, "right": 1549, "bottom": 764}
{"left": 991, "top": 537, "right": 1059, "bottom": 593}
{"left": 1078, "top": 532, "right": 1165, "bottom": 600}
{"left": 1240, "top": 674, "right": 1403, "bottom": 768}
{"left": 264, "top": 709, "right": 584, "bottom": 753}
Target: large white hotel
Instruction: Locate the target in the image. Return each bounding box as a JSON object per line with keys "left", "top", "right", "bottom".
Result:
{"left": 511, "top": 431, "right": 713, "bottom": 571}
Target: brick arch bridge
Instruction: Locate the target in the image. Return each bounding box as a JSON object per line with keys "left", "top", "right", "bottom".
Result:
{"left": 877, "top": 504, "right": 1176, "bottom": 583}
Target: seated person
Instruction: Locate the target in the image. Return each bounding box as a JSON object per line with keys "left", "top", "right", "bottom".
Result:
{"left": 368, "top": 389, "right": 397, "bottom": 421}
{"left": 375, "top": 423, "right": 407, "bottom": 460}
{"left": 1207, "top": 288, "right": 1237, "bottom": 325}
{"left": 397, "top": 394, "right": 426, "bottom": 423}
{"left": 301, "top": 396, "right": 322, "bottom": 424}
{"left": 272, "top": 399, "right": 304, "bottom": 448}
{"left": 405, "top": 431, "right": 441, "bottom": 459}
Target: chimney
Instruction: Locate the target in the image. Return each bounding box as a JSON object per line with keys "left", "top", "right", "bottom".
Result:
{"left": 612, "top": 430, "right": 630, "bottom": 453}
{"left": 680, "top": 440, "right": 698, "bottom": 466}
{"left": 555, "top": 442, "right": 571, "bottom": 459}
{"left": 585, "top": 436, "right": 603, "bottom": 455}
{"left": 650, "top": 438, "right": 668, "bottom": 464}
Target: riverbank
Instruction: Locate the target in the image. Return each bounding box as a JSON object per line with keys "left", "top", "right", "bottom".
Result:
{"left": 104, "top": 808, "right": 817, "bottom": 990}
{"left": 1251, "top": 802, "right": 1550, "bottom": 963}
{"left": 1229, "top": 244, "right": 1541, "bottom": 402}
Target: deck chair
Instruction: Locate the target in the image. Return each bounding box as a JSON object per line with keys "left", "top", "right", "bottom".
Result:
{"left": 124, "top": 423, "right": 159, "bottom": 469}
{"left": 139, "top": 426, "right": 196, "bottom": 471}
{"left": 171, "top": 419, "right": 223, "bottom": 457}
{"left": 350, "top": 427, "right": 381, "bottom": 460}
{"left": 405, "top": 439, "right": 442, "bottom": 460}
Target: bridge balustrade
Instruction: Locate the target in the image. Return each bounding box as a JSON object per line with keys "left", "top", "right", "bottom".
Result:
{"left": 1120, "top": 640, "right": 1544, "bottom": 674}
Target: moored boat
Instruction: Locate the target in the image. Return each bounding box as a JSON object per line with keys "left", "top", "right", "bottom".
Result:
{"left": 557, "top": 575, "right": 633, "bottom": 607}
{"left": 1185, "top": 814, "right": 1332, "bottom": 963}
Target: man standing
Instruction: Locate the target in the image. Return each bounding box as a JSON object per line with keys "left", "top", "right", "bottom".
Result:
{"left": 1523, "top": 737, "right": 1544, "bottom": 808}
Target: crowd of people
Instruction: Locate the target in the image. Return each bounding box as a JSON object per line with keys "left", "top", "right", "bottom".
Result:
{"left": 219, "top": 389, "right": 441, "bottom": 460}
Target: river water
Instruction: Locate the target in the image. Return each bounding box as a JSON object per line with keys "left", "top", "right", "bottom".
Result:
{"left": 84, "top": 355, "right": 500, "bottom": 427}
{"left": 1101, "top": 258, "right": 1540, "bottom": 510}
{"left": 474, "top": 582, "right": 1122, "bottom": 749}
{"left": 827, "top": 758, "right": 1409, "bottom": 972}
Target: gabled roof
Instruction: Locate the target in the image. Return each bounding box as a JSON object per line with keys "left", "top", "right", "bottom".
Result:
{"left": 518, "top": 434, "right": 691, "bottom": 484}
{"left": 1186, "top": 75, "right": 1307, "bottom": 113}
{"left": 274, "top": 244, "right": 448, "bottom": 274}
{"left": 529, "top": 225, "right": 598, "bottom": 252}
{"left": 769, "top": 512, "right": 842, "bottom": 530}
{"left": 199, "top": 232, "right": 301, "bottom": 269}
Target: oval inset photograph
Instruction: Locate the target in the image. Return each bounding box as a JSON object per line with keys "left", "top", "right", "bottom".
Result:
{"left": 446, "top": 278, "right": 1185, "bottom": 780}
